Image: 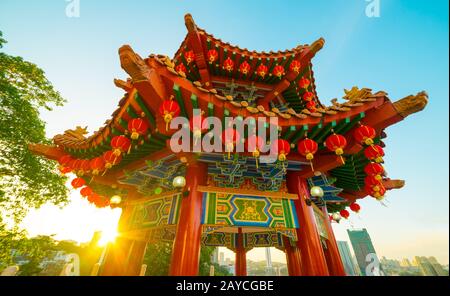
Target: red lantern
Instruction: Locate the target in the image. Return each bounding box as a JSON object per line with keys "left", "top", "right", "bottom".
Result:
{"left": 58, "top": 155, "right": 72, "bottom": 166}
{"left": 158, "top": 98, "right": 181, "bottom": 131}
{"left": 297, "top": 138, "right": 318, "bottom": 161}
{"left": 364, "top": 145, "right": 384, "bottom": 163}
{"left": 298, "top": 77, "right": 310, "bottom": 89}
{"left": 189, "top": 114, "right": 207, "bottom": 145}
{"left": 175, "top": 63, "right": 187, "bottom": 75}
{"left": 184, "top": 50, "right": 195, "bottom": 64}
{"left": 111, "top": 135, "right": 131, "bottom": 156}
{"left": 302, "top": 91, "right": 314, "bottom": 102}
{"left": 59, "top": 166, "right": 72, "bottom": 174}
{"left": 364, "top": 162, "right": 384, "bottom": 181}
{"left": 256, "top": 64, "right": 268, "bottom": 78}
{"left": 87, "top": 193, "right": 100, "bottom": 204}
{"left": 223, "top": 57, "right": 234, "bottom": 72}
{"left": 71, "top": 177, "right": 85, "bottom": 189}
{"left": 365, "top": 184, "right": 386, "bottom": 200}
{"left": 325, "top": 133, "right": 347, "bottom": 156}
{"left": 340, "top": 209, "right": 350, "bottom": 219}
{"left": 350, "top": 202, "right": 361, "bottom": 213}
{"left": 271, "top": 139, "right": 291, "bottom": 162}
{"left": 103, "top": 150, "right": 122, "bottom": 169}
{"left": 207, "top": 49, "right": 218, "bottom": 64}
{"left": 89, "top": 157, "right": 105, "bottom": 176}
{"left": 80, "top": 186, "right": 93, "bottom": 198}
{"left": 66, "top": 159, "right": 78, "bottom": 171}
{"left": 354, "top": 124, "right": 376, "bottom": 146}
{"left": 272, "top": 65, "right": 285, "bottom": 78}
{"left": 289, "top": 60, "right": 301, "bottom": 73}
{"left": 306, "top": 101, "right": 317, "bottom": 113}
{"left": 239, "top": 61, "right": 251, "bottom": 75}
{"left": 298, "top": 137, "right": 318, "bottom": 171}
{"left": 78, "top": 159, "right": 91, "bottom": 175}
{"left": 365, "top": 175, "right": 384, "bottom": 192}
{"left": 221, "top": 128, "right": 240, "bottom": 159}
{"left": 128, "top": 118, "right": 148, "bottom": 140}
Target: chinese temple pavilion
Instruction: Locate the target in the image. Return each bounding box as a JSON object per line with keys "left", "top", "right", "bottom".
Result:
{"left": 29, "top": 14, "right": 427, "bottom": 276}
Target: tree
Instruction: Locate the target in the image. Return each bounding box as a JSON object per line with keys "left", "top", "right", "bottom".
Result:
{"left": 142, "top": 241, "right": 231, "bottom": 276}
{"left": 0, "top": 30, "right": 68, "bottom": 222}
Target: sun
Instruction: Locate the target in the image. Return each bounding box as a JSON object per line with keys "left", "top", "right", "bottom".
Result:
{"left": 97, "top": 228, "right": 119, "bottom": 247}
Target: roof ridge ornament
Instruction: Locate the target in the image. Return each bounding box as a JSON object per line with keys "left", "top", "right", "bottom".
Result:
{"left": 185, "top": 13, "right": 197, "bottom": 33}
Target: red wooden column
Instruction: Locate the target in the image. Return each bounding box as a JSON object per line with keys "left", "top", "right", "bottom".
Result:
{"left": 286, "top": 171, "right": 329, "bottom": 276}
{"left": 169, "top": 161, "right": 208, "bottom": 276}
{"left": 235, "top": 228, "right": 247, "bottom": 276}
{"left": 283, "top": 236, "right": 302, "bottom": 276}
{"left": 321, "top": 207, "right": 346, "bottom": 276}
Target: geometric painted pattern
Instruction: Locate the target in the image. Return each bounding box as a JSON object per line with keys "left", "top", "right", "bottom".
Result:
{"left": 128, "top": 193, "right": 182, "bottom": 230}
{"left": 201, "top": 192, "right": 299, "bottom": 228}
{"left": 201, "top": 230, "right": 296, "bottom": 251}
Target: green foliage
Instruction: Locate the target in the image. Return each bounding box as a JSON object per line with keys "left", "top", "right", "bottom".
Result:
{"left": 142, "top": 241, "right": 231, "bottom": 276}
{"left": 0, "top": 31, "right": 68, "bottom": 221}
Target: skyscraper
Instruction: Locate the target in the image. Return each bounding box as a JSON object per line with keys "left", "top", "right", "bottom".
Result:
{"left": 414, "top": 256, "right": 447, "bottom": 276}
{"left": 337, "top": 241, "right": 359, "bottom": 276}
{"left": 347, "top": 228, "right": 382, "bottom": 276}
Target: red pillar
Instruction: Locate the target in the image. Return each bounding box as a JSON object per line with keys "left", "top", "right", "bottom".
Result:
{"left": 321, "top": 207, "right": 346, "bottom": 276}
{"left": 286, "top": 171, "right": 329, "bottom": 276}
{"left": 235, "top": 228, "right": 247, "bottom": 276}
{"left": 169, "top": 161, "right": 207, "bottom": 276}
{"left": 283, "top": 236, "right": 302, "bottom": 276}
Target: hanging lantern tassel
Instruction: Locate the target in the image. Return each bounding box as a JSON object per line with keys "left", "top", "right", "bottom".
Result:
{"left": 306, "top": 152, "right": 315, "bottom": 172}
{"left": 226, "top": 142, "right": 233, "bottom": 159}
{"left": 253, "top": 149, "right": 260, "bottom": 169}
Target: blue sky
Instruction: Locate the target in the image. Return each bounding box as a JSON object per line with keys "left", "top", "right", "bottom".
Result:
{"left": 1, "top": 0, "right": 448, "bottom": 264}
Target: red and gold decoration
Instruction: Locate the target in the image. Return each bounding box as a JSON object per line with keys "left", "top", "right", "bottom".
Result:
{"left": 364, "top": 162, "right": 384, "bottom": 181}
{"left": 289, "top": 60, "right": 301, "bottom": 73}
{"left": 77, "top": 159, "right": 91, "bottom": 176}
{"left": 223, "top": 57, "right": 234, "bottom": 72}
{"left": 272, "top": 65, "right": 285, "bottom": 78}
{"left": 184, "top": 50, "right": 195, "bottom": 64}
{"left": 175, "top": 63, "right": 187, "bottom": 75}
{"left": 297, "top": 137, "right": 318, "bottom": 171}
{"left": 349, "top": 202, "right": 360, "bottom": 213}
{"left": 353, "top": 124, "right": 376, "bottom": 146}
{"left": 306, "top": 100, "right": 317, "bottom": 113}
{"left": 207, "top": 49, "right": 218, "bottom": 64}
{"left": 89, "top": 157, "right": 105, "bottom": 176}
{"left": 80, "top": 186, "right": 93, "bottom": 198}
{"left": 71, "top": 177, "right": 85, "bottom": 189}
{"left": 340, "top": 209, "right": 350, "bottom": 219}
{"left": 271, "top": 139, "right": 290, "bottom": 162}
{"left": 302, "top": 91, "right": 314, "bottom": 102}
{"left": 364, "top": 144, "right": 385, "bottom": 163}
{"left": 298, "top": 77, "right": 310, "bottom": 89}
{"left": 256, "top": 64, "right": 268, "bottom": 78}
{"left": 238, "top": 61, "right": 251, "bottom": 75}
{"left": 103, "top": 150, "right": 122, "bottom": 169}
{"left": 158, "top": 96, "right": 181, "bottom": 131}
{"left": 128, "top": 118, "right": 149, "bottom": 140}
{"left": 325, "top": 132, "right": 347, "bottom": 163}
{"left": 111, "top": 135, "right": 131, "bottom": 156}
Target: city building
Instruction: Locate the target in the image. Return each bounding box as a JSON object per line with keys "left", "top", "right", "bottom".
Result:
{"left": 414, "top": 256, "right": 447, "bottom": 276}
{"left": 337, "top": 241, "right": 360, "bottom": 276}
{"left": 347, "top": 228, "right": 382, "bottom": 276}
